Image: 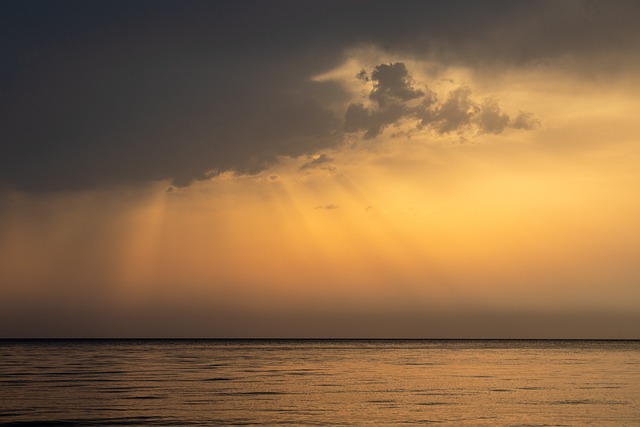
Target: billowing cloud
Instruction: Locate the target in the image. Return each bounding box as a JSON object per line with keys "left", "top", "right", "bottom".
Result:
{"left": 344, "top": 63, "right": 433, "bottom": 138}
{"left": 476, "top": 100, "right": 511, "bottom": 134}
{"left": 511, "top": 112, "right": 541, "bottom": 130}
{"left": 431, "top": 86, "right": 478, "bottom": 133}
{"left": 368, "top": 63, "right": 424, "bottom": 107}
{"left": 344, "top": 63, "right": 533, "bottom": 138}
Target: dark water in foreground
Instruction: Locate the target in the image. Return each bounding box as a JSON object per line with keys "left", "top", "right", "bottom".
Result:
{"left": 0, "top": 340, "right": 639, "bottom": 426}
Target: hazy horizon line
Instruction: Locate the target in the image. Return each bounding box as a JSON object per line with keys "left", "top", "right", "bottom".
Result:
{"left": 2, "top": 337, "right": 638, "bottom": 342}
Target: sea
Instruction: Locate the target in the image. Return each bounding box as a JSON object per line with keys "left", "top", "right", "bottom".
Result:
{"left": 1, "top": 340, "right": 639, "bottom": 426}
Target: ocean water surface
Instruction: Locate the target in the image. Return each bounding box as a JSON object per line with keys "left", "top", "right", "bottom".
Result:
{"left": 0, "top": 340, "right": 639, "bottom": 426}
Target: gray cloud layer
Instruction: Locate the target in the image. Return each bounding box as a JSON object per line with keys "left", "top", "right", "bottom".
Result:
{"left": 1, "top": 0, "right": 639, "bottom": 191}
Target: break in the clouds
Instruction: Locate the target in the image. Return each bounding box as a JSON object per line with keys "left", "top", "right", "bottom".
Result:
{"left": 299, "top": 154, "right": 334, "bottom": 171}
{"left": 2, "top": 0, "right": 640, "bottom": 191}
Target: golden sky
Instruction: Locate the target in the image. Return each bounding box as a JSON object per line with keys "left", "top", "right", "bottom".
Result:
{"left": 1, "top": 1, "right": 639, "bottom": 337}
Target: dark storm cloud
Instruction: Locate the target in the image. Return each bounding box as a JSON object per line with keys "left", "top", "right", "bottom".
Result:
{"left": 2, "top": 0, "right": 640, "bottom": 191}
{"left": 344, "top": 63, "right": 430, "bottom": 138}
{"left": 0, "top": 1, "right": 348, "bottom": 191}
{"left": 368, "top": 63, "right": 424, "bottom": 107}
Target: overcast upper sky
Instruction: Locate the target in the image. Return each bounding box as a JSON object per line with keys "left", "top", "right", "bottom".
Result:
{"left": 3, "top": 0, "right": 640, "bottom": 191}
{"left": 1, "top": 1, "right": 640, "bottom": 338}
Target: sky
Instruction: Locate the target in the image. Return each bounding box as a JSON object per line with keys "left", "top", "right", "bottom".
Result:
{"left": 1, "top": 0, "right": 640, "bottom": 338}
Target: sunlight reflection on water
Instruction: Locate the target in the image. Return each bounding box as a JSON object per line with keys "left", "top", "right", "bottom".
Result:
{"left": 0, "top": 340, "right": 639, "bottom": 426}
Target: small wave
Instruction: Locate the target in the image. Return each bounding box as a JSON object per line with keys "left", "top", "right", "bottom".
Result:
{"left": 218, "top": 391, "right": 288, "bottom": 396}
{"left": 417, "top": 402, "right": 457, "bottom": 406}
{"left": 122, "top": 395, "right": 163, "bottom": 400}
{"left": 551, "top": 399, "right": 598, "bottom": 405}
